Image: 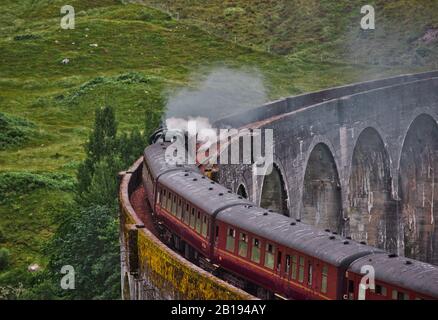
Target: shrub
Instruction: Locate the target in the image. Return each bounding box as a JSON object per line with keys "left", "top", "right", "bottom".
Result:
{"left": 223, "top": 7, "right": 245, "bottom": 17}
{"left": 0, "top": 112, "right": 35, "bottom": 150}
{"left": 0, "top": 248, "right": 11, "bottom": 271}
{"left": 0, "top": 228, "right": 5, "bottom": 243}
{"left": 13, "top": 34, "right": 41, "bottom": 41}
{"left": 0, "top": 172, "right": 74, "bottom": 204}
{"left": 63, "top": 72, "right": 153, "bottom": 105}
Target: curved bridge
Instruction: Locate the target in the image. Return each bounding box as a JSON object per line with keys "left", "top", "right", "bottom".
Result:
{"left": 216, "top": 71, "right": 438, "bottom": 265}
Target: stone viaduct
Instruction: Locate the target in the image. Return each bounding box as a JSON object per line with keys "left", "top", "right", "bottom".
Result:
{"left": 215, "top": 71, "right": 438, "bottom": 265}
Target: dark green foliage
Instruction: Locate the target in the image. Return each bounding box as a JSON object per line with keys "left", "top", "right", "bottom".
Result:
{"left": 0, "top": 172, "right": 74, "bottom": 204}
{"left": 19, "top": 277, "right": 59, "bottom": 300}
{"left": 62, "top": 73, "right": 155, "bottom": 105}
{"left": 76, "top": 106, "right": 118, "bottom": 201}
{"left": 40, "top": 104, "right": 158, "bottom": 299}
{"left": 115, "top": 72, "right": 152, "bottom": 84}
{"left": 86, "top": 106, "right": 118, "bottom": 165}
{"left": 144, "top": 108, "right": 164, "bottom": 140}
{"left": 13, "top": 34, "right": 41, "bottom": 41}
{"left": 118, "top": 129, "right": 147, "bottom": 166}
{"left": 0, "top": 228, "right": 5, "bottom": 243}
{"left": 46, "top": 205, "right": 120, "bottom": 300}
{"left": 0, "top": 248, "right": 10, "bottom": 271}
{"left": 43, "top": 106, "right": 122, "bottom": 299}
{"left": 80, "top": 157, "right": 125, "bottom": 207}
{"left": 0, "top": 283, "right": 25, "bottom": 300}
{"left": 0, "top": 112, "right": 35, "bottom": 150}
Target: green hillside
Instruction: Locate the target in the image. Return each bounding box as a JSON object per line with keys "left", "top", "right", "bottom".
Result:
{"left": 143, "top": 0, "right": 438, "bottom": 67}
{"left": 0, "top": 0, "right": 436, "bottom": 298}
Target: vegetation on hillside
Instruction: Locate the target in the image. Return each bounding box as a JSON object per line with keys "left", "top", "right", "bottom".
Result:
{"left": 143, "top": 0, "right": 438, "bottom": 67}
{"left": 31, "top": 106, "right": 153, "bottom": 299}
{"left": 0, "top": 113, "right": 36, "bottom": 150}
{"left": 1, "top": 106, "right": 159, "bottom": 299}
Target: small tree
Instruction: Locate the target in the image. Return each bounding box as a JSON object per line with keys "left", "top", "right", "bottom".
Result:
{"left": 118, "top": 128, "right": 147, "bottom": 166}
{"left": 77, "top": 106, "right": 118, "bottom": 200}
{"left": 144, "top": 109, "right": 162, "bottom": 142}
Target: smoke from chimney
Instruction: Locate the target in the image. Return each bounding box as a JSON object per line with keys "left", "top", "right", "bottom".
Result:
{"left": 164, "top": 67, "right": 268, "bottom": 131}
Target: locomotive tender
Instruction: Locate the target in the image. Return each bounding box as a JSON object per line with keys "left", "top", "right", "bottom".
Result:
{"left": 142, "top": 140, "right": 438, "bottom": 300}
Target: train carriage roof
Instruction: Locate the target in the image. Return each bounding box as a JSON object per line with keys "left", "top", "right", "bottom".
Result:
{"left": 217, "top": 205, "right": 383, "bottom": 267}
{"left": 348, "top": 253, "right": 438, "bottom": 298}
{"left": 158, "top": 170, "right": 252, "bottom": 216}
{"left": 144, "top": 142, "right": 197, "bottom": 178}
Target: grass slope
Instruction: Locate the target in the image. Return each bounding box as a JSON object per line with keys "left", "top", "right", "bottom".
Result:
{"left": 142, "top": 0, "right": 438, "bottom": 67}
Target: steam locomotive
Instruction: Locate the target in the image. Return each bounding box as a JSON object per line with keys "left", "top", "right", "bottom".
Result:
{"left": 141, "top": 130, "right": 438, "bottom": 300}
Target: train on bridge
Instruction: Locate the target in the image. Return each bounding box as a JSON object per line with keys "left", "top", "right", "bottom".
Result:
{"left": 141, "top": 129, "right": 438, "bottom": 300}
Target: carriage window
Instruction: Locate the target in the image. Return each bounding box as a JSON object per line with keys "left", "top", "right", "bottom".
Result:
{"left": 251, "top": 238, "right": 260, "bottom": 263}
{"left": 375, "top": 284, "right": 387, "bottom": 296}
{"left": 226, "top": 228, "right": 235, "bottom": 252}
{"left": 171, "top": 195, "right": 177, "bottom": 215}
{"left": 264, "top": 243, "right": 275, "bottom": 269}
{"left": 291, "top": 255, "right": 297, "bottom": 280}
{"left": 285, "top": 255, "right": 291, "bottom": 275}
{"left": 238, "top": 233, "right": 248, "bottom": 257}
{"left": 321, "top": 265, "right": 328, "bottom": 294}
{"left": 169, "top": 194, "right": 173, "bottom": 214}
{"left": 277, "top": 251, "right": 282, "bottom": 271}
{"left": 156, "top": 188, "right": 161, "bottom": 204}
{"left": 201, "top": 216, "right": 208, "bottom": 237}
{"left": 196, "top": 211, "right": 202, "bottom": 233}
{"left": 298, "top": 257, "right": 305, "bottom": 283}
{"left": 215, "top": 226, "right": 219, "bottom": 243}
{"left": 166, "top": 192, "right": 172, "bottom": 210}
{"left": 177, "top": 199, "right": 182, "bottom": 219}
{"left": 190, "top": 208, "right": 196, "bottom": 228}
{"left": 164, "top": 191, "right": 169, "bottom": 209}
{"left": 161, "top": 189, "right": 166, "bottom": 207}
{"left": 348, "top": 280, "right": 355, "bottom": 299}
{"left": 392, "top": 290, "right": 409, "bottom": 300}
{"left": 184, "top": 204, "right": 190, "bottom": 224}
{"left": 307, "top": 263, "right": 313, "bottom": 286}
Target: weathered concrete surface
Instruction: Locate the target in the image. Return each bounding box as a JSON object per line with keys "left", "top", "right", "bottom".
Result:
{"left": 216, "top": 71, "right": 438, "bottom": 265}
{"left": 119, "top": 158, "right": 255, "bottom": 300}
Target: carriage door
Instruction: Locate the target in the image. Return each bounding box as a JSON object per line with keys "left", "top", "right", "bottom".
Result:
{"left": 276, "top": 250, "right": 282, "bottom": 276}
{"left": 347, "top": 279, "right": 355, "bottom": 300}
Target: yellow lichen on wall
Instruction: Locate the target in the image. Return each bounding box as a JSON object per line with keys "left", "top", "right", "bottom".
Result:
{"left": 136, "top": 228, "right": 250, "bottom": 300}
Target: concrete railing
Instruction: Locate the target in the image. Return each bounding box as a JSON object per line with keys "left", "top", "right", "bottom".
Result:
{"left": 215, "top": 70, "right": 438, "bottom": 128}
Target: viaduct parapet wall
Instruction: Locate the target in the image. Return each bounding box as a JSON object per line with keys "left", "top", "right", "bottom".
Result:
{"left": 119, "top": 158, "right": 255, "bottom": 300}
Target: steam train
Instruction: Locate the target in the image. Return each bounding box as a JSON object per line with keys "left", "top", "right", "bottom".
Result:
{"left": 142, "top": 131, "right": 438, "bottom": 300}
